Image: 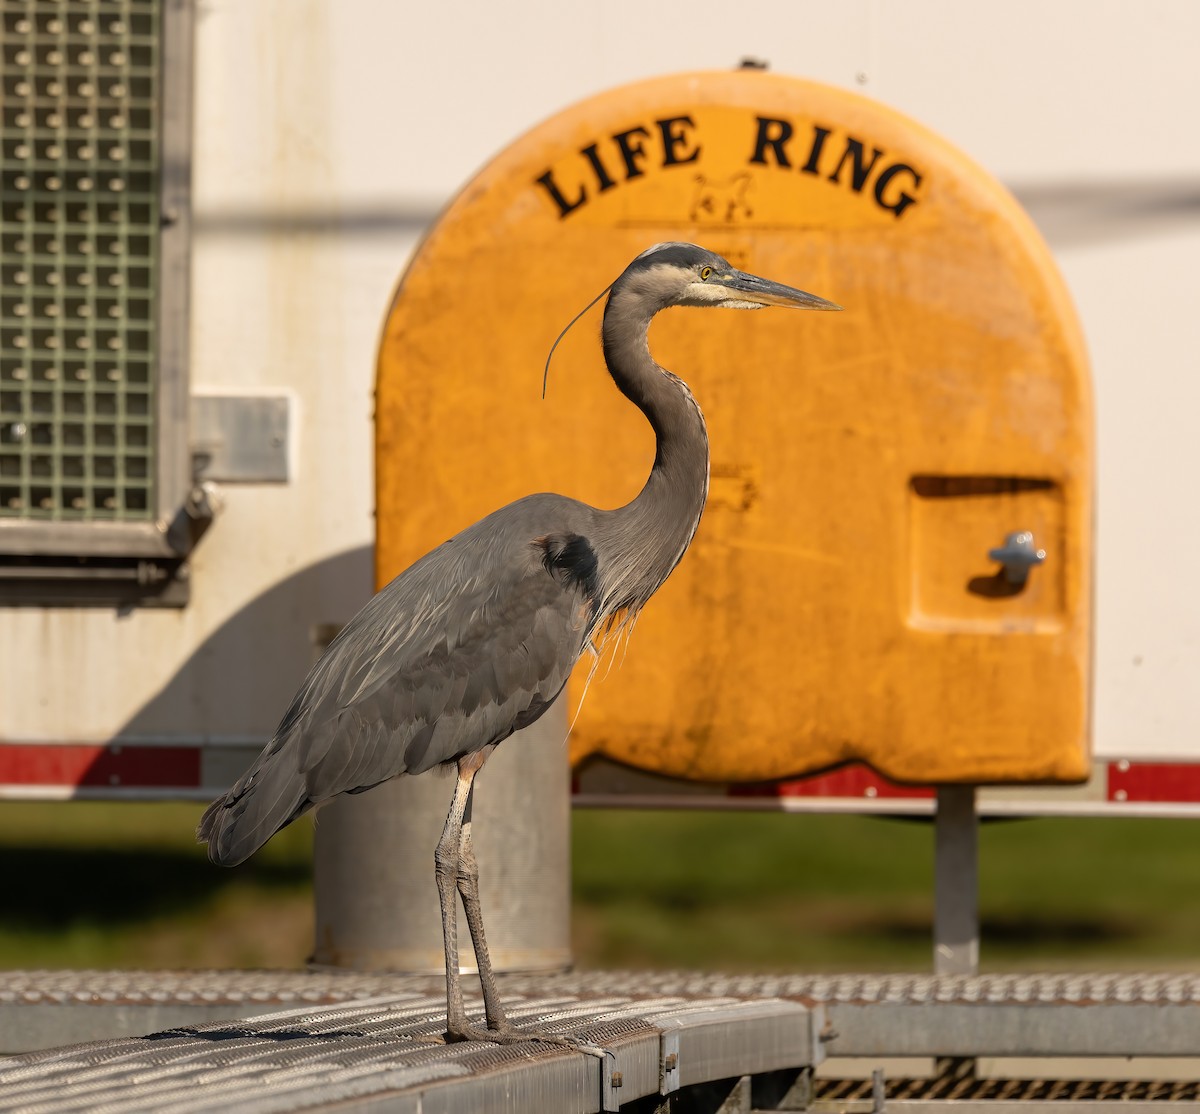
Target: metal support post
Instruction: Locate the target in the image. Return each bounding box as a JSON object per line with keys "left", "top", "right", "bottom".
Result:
{"left": 933, "top": 784, "right": 979, "bottom": 976}
{"left": 312, "top": 698, "right": 572, "bottom": 973}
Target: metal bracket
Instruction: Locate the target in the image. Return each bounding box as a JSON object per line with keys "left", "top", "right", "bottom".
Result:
{"left": 599, "top": 1050, "right": 622, "bottom": 1113}
{"left": 661, "top": 1029, "right": 681, "bottom": 1094}
{"left": 656, "top": 999, "right": 822, "bottom": 1101}
{"left": 0, "top": 554, "right": 189, "bottom": 608}
{"left": 191, "top": 395, "right": 291, "bottom": 483}
{"left": 872, "top": 1066, "right": 887, "bottom": 1112}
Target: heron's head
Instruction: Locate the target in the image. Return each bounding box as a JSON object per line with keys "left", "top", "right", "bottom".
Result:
{"left": 614, "top": 242, "right": 841, "bottom": 314}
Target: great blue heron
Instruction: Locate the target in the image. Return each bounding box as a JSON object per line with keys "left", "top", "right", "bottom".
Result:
{"left": 198, "top": 242, "right": 840, "bottom": 1043}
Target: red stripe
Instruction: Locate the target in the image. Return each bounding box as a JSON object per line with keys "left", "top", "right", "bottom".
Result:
{"left": 4, "top": 747, "right": 1200, "bottom": 804}
{"left": 0, "top": 744, "right": 201, "bottom": 788}
{"left": 731, "top": 764, "right": 934, "bottom": 800}
{"left": 1107, "top": 761, "right": 1200, "bottom": 803}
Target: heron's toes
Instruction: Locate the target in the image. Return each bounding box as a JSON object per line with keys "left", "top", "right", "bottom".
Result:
{"left": 443, "top": 1021, "right": 500, "bottom": 1044}
{"left": 444, "top": 1021, "right": 530, "bottom": 1045}
{"left": 444, "top": 1022, "right": 607, "bottom": 1058}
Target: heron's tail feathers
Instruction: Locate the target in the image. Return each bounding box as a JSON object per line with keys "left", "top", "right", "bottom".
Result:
{"left": 196, "top": 734, "right": 311, "bottom": 867}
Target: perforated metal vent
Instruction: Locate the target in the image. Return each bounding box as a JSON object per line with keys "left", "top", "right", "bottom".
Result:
{"left": 1, "top": 0, "right": 161, "bottom": 522}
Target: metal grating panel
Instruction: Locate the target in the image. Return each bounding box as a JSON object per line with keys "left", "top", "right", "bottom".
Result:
{"left": 816, "top": 1075, "right": 1200, "bottom": 1103}
{"left": 0, "top": 989, "right": 823, "bottom": 1114}
{"left": 5, "top": 971, "right": 1200, "bottom": 1109}
{"left": 0, "top": 0, "right": 161, "bottom": 522}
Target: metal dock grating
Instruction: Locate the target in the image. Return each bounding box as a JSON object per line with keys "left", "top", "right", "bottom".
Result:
{"left": 9, "top": 967, "right": 1200, "bottom": 1006}
{"left": 3, "top": 970, "right": 1200, "bottom": 1110}
{"left": 0, "top": 986, "right": 822, "bottom": 1113}
{"left": 817, "top": 1075, "right": 1200, "bottom": 1103}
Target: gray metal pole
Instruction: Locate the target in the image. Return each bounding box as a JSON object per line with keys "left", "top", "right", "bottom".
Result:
{"left": 933, "top": 784, "right": 979, "bottom": 976}
{"left": 311, "top": 697, "right": 572, "bottom": 973}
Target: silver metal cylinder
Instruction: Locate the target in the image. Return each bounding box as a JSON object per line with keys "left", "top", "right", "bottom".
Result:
{"left": 933, "top": 784, "right": 979, "bottom": 976}
{"left": 312, "top": 698, "right": 571, "bottom": 973}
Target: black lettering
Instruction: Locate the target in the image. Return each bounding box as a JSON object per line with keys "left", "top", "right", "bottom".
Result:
{"left": 614, "top": 126, "right": 651, "bottom": 179}
{"left": 580, "top": 143, "right": 616, "bottom": 193}
{"left": 535, "top": 169, "right": 587, "bottom": 218}
{"left": 827, "top": 137, "right": 884, "bottom": 192}
{"left": 873, "top": 162, "right": 922, "bottom": 218}
{"left": 658, "top": 115, "right": 700, "bottom": 166}
{"left": 749, "top": 116, "right": 793, "bottom": 167}
{"left": 800, "top": 125, "right": 831, "bottom": 175}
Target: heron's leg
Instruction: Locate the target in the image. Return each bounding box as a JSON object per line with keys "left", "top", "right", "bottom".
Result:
{"left": 439, "top": 747, "right": 609, "bottom": 1056}
{"left": 455, "top": 782, "right": 509, "bottom": 1032}
{"left": 457, "top": 803, "right": 607, "bottom": 1056}
{"left": 434, "top": 760, "right": 476, "bottom": 1038}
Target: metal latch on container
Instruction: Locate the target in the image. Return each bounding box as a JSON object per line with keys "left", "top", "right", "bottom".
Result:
{"left": 988, "top": 530, "right": 1046, "bottom": 586}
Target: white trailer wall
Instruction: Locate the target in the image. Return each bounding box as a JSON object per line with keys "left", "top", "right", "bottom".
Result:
{"left": 2, "top": 0, "right": 1196, "bottom": 766}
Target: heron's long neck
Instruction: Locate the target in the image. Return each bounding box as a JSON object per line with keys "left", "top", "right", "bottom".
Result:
{"left": 595, "top": 289, "right": 710, "bottom": 617}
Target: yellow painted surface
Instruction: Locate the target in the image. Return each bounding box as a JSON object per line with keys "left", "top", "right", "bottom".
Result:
{"left": 375, "top": 72, "right": 1092, "bottom": 785}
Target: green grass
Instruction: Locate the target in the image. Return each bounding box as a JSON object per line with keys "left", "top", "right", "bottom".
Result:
{"left": 1, "top": 802, "right": 1198, "bottom": 972}
{"left": 573, "top": 811, "right": 1200, "bottom": 971}
{"left": 0, "top": 803, "right": 313, "bottom": 969}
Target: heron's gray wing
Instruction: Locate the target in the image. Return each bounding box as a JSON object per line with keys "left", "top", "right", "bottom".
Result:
{"left": 198, "top": 519, "right": 597, "bottom": 866}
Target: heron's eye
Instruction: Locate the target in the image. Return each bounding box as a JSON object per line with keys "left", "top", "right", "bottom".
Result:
{"left": 700, "top": 267, "right": 712, "bottom": 280}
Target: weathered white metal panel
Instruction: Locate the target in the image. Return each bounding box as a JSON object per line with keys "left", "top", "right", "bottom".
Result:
{"left": 1, "top": 0, "right": 1196, "bottom": 777}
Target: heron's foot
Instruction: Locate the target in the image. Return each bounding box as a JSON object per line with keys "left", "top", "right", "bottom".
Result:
{"left": 444, "top": 1020, "right": 608, "bottom": 1059}
{"left": 443, "top": 1020, "right": 508, "bottom": 1045}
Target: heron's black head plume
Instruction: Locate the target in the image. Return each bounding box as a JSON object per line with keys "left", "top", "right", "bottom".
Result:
{"left": 543, "top": 283, "right": 612, "bottom": 399}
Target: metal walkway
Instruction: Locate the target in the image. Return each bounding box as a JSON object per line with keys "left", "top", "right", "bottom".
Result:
{"left": 2, "top": 970, "right": 1200, "bottom": 1111}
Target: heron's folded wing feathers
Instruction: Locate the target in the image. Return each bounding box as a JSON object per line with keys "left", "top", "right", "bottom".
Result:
{"left": 198, "top": 529, "right": 593, "bottom": 865}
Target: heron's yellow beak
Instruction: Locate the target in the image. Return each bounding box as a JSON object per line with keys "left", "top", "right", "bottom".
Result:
{"left": 718, "top": 270, "right": 842, "bottom": 310}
